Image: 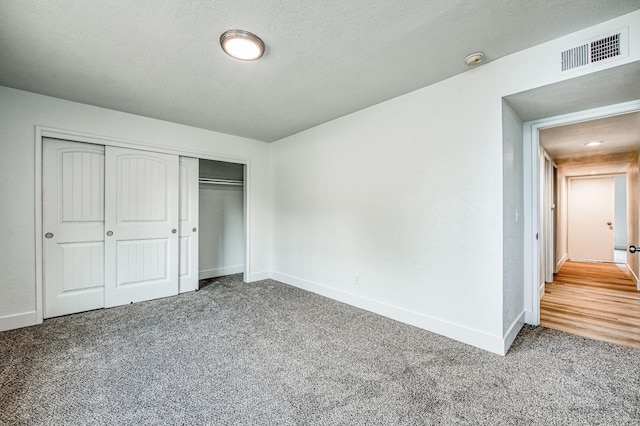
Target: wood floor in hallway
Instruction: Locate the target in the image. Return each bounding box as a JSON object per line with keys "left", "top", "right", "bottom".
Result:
{"left": 540, "top": 260, "right": 640, "bottom": 349}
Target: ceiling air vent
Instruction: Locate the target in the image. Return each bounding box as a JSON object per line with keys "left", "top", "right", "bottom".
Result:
{"left": 560, "top": 28, "right": 627, "bottom": 73}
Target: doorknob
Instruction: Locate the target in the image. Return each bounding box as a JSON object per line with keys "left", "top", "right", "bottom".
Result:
{"left": 45, "top": 232, "right": 54, "bottom": 239}
{"left": 106, "top": 231, "right": 113, "bottom": 236}
{"left": 630, "top": 245, "right": 637, "bottom": 254}
{"left": 607, "top": 221, "right": 612, "bottom": 226}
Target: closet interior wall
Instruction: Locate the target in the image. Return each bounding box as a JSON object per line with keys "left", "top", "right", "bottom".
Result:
{"left": 198, "top": 159, "right": 245, "bottom": 281}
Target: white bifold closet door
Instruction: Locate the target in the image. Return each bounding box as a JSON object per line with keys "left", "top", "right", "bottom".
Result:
{"left": 43, "top": 139, "right": 106, "bottom": 318}
{"left": 178, "top": 157, "right": 199, "bottom": 293}
{"left": 104, "top": 146, "right": 180, "bottom": 307}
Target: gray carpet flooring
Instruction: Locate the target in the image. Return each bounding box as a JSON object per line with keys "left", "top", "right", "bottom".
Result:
{"left": 1, "top": 274, "right": 639, "bottom": 425}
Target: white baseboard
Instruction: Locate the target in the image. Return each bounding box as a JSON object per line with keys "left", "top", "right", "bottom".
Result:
{"left": 270, "top": 271, "right": 508, "bottom": 355}
{"left": 524, "top": 283, "right": 546, "bottom": 327}
{"left": 199, "top": 265, "right": 244, "bottom": 280}
{"left": 555, "top": 253, "right": 567, "bottom": 273}
{"left": 503, "top": 312, "right": 525, "bottom": 354}
{"left": 628, "top": 265, "right": 640, "bottom": 290}
{"left": 524, "top": 309, "right": 536, "bottom": 325}
{"left": 0, "top": 311, "right": 38, "bottom": 332}
{"left": 245, "top": 271, "right": 270, "bottom": 282}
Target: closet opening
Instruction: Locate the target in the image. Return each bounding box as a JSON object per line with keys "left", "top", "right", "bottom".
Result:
{"left": 197, "top": 159, "right": 245, "bottom": 287}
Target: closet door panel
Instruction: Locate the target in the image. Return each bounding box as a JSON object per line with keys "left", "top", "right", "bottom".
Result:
{"left": 104, "top": 147, "right": 179, "bottom": 307}
{"left": 43, "top": 139, "right": 105, "bottom": 318}
{"left": 178, "top": 157, "right": 199, "bottom": 293}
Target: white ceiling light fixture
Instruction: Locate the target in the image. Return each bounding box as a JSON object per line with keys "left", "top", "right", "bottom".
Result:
{"left": 464, "top": 52, "right": 485, "bottom": 66}
{"left": 584, "top": 140, "right": 604, "bottom": 146}
{"left": 220, "top": 29, "right": 265, "bottom": 61}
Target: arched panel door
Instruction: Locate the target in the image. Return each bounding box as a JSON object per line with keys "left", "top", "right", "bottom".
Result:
{"left": 104, "top": 146, "right": 179, "bottom": 307}
{"left": 43, "top": 139, "right": 105, "bottom": 318}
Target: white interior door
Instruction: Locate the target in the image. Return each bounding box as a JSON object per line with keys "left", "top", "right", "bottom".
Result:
{"left": 178, "top": 157, "right": 199, "bottom": 293}
{"left": 43, "top": 139, "right": 105, "bottom": 318}
{"left": 104, "top": 146, "right": 179, "bottom": 307}
{"left": 568, "top": 176, "right": 615, "bottom": 261}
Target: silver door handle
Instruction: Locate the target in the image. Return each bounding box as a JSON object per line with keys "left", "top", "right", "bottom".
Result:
{"left": 45, "top": 232, "right": 54, "bottom": 239}
{"left": 106, "top": 231, "right": 113, "bottom": 236}
{"left": 172, "top": 229, "right": 177, "bottom": 234}
{"left": 192, "top": 227, "right": 197, "bottom": 232}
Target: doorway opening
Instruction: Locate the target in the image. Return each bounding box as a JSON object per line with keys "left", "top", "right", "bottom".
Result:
{"left": 539, "top": 121, "right": 639, "bottom": 278}
{"left": 197, "top": 159, "right": 245, "bottom": 287}
{"left": 524, "top": 103, "right": 640, "bottom": 348}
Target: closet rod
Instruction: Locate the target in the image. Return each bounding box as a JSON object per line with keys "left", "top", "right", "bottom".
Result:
{"left": 199, "top": 178, "right": 243, "bottom": 186}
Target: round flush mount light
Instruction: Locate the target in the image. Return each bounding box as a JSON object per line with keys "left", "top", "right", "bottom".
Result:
{"left": 464, "top": 52, "right": 485, "bottom": 66}
{"left": 585, "top": 140, "right": 604, "bottom": 147}
{"left": 220, "top": 29, "right": 265, "bottom": 61}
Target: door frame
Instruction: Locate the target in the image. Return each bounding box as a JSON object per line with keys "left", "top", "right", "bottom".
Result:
{"left": 542, "top": 154, "right": 555, "bottom": 284}
{"left": 523, "top": 100, "right": 640, "bottom": 325}
{"left": 35, "top": 126, "right": 252, "bottom": 323}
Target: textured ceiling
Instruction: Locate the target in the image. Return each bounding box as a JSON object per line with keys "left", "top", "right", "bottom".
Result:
{"left": 0, "top": 1, "right": 639, "bottom": 142}
{"left": 540, "top": 112, "right": 640, "bottom": 160}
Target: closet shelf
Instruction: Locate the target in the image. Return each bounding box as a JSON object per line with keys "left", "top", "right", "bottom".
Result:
{"left": 199, "top": 178, "right": 243, "bottom": 186}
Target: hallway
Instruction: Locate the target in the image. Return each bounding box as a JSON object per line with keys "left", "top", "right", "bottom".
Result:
{"left": 540, "top": 260, "right": 640, "bottom": 349}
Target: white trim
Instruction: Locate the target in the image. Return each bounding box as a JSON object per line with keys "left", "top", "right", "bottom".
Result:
{"left": 556, "top": 253, "right": 568, "bottom": 271}
{"left": 542, "top": 150, "right": 557, "bottom": 165}
{"left": 543, "top": 155, "right": 555, "bottom": 283}
{"left": 35, "top": 126, "right": 254, "bottom": 321}
{"left": 35, "top": 127, "right": 44, "bottom": 325}
{"left": 199, "top": 266, "right": 245, "bottom": 280}
{"left": 523, "top": 113, "right": 539, "bottom": 325}
{"left": 0, "top": 311, "right": 38, "bottom": 332}
{"left": 243, "top": 163, "right": 250, "bottom": 283}
{"left": 270, "top": 271, "right": 509, "bottom": 355}
{"left": 503, "top": 312, "right": 525, "bottom": 354}
{"left": 523, "top": 100, "right": 640, "bottom": 326}
{"left": 37, "top": 126, "right": 250, "bottom": 164}
{"left": 246, "top": 271, "right": 270, "bottom": 282}
{"left": 628, "top": 266, "right": 640, "bottom": 289}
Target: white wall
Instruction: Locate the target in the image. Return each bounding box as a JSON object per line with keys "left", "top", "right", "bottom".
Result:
{"left": 199, "top": 184, "right": 245, "bottom": 278}
{"left": 0, "top": 87, "right": 270, "bottom": 331}
{"left": 269, "top": 10, "right": 640, "bottom": 354}
{"left": 502, "top": 100, "right": 525, "bottom": 348}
